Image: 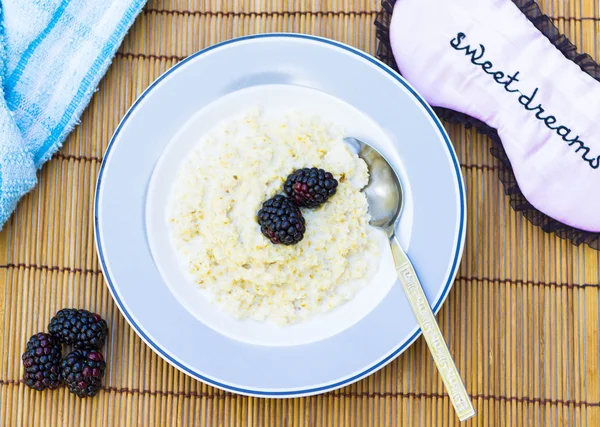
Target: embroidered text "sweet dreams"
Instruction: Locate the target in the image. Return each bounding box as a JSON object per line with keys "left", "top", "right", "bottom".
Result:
{"left": 450, "top": 32, "right": 599, "bottom": 170}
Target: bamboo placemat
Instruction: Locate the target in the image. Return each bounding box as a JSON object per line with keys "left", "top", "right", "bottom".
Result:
{"left": 1, "top": 0, "right": 599, "bottom": 426}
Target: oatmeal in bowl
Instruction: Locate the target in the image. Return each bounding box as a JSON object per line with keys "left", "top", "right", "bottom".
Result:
{"left": 168, "top": 109, "right": 383, "bottom": 324}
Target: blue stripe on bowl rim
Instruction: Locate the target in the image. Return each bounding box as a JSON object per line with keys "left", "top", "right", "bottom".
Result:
{"left": 94, "top": 33, "right": 466, "bottom": 397}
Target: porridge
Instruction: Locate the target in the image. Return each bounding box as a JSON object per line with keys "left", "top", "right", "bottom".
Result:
{"left": 168, "top": 109, "right": 381, "bottom": 324}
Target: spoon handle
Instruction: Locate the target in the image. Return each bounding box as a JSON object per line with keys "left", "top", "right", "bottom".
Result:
{"left": 390, "top": 235, "right": 475, "bottom": 422}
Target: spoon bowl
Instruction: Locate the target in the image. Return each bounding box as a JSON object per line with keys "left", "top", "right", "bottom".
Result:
{"left": 344, "top": 138, "right": 403, "bottom": 232}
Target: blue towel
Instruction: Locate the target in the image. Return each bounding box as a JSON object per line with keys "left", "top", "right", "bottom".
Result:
{"left": 0, "top": 0, "right": 146, "bottom": 227}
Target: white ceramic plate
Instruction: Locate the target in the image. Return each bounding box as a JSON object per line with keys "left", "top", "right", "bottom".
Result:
{"left": 95, "top": 34, "right": 466, "bottom": 397}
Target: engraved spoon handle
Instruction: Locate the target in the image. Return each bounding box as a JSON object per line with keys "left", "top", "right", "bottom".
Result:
{"left": 390, "top": 234, "right": 475, "bottom": 422}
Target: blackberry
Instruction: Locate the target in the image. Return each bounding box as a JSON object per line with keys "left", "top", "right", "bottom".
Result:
{"left": 62, "top": 349, "right": 106, "bottom": 398}
{"left": 22, "top": 333, "right": 62, "bottom": 391}
{"left": 48, "top": 309, "right": 108, "bottom": 350}
{"left": 257, "top": 195, "right": 306, "bottom": 245}
{"left": 283, "top": 168, "right": 338, "bottom": 208}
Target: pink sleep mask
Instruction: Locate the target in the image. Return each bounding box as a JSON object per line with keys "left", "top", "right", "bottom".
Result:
{"left": 375, "top": 0, "right": 600, "bottom": 248}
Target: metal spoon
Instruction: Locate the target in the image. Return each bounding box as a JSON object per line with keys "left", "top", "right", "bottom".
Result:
{"left": 345, "top": 137, "right": 475, "bottom": 422}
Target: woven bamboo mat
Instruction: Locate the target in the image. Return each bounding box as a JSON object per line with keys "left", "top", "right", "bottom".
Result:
{"left": 1, "top": 0, "right": 599, "bottom": 425}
